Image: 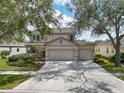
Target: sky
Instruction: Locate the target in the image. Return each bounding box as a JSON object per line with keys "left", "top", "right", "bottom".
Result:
{"left": 53, "top": 0, "right": 108, "bottom": 41}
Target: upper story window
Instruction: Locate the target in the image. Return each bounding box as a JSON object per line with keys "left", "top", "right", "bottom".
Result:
{"left": 70, "top": 35, "right": 74, "bottom": 41}
{"left": 36, "top": 34, "right": 40, "bottom": 41}
{"left": 17, "top": 48, "right": 19, "bottom": 52}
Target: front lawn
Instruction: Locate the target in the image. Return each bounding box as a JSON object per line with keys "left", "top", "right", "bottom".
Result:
{"left": 0, "top": 75, "right": 30, "bottom": 89}
{"left": 101, "top": 63, "right": 124, "bottom": 73}
{"left": 0, "top": 59, "right": 37, "bottom": 71}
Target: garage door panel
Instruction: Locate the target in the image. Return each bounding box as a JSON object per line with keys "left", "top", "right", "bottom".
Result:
{"left": 79, "top": 50, "right": 93, "bottom": 60}
{"left": 48, "top": 49, "right": 74, "bottom": 61}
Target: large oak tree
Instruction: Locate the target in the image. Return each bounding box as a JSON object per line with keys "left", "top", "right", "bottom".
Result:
{"left": 0, "top": 0, "right": 58, "bottom": 42}
{"left": 72, "top": 0, "right": 124, "bottom": 66}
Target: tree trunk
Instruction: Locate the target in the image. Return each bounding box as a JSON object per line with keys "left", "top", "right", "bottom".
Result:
{"left": 115, "top": 49, "right": 121, "bottom": 67}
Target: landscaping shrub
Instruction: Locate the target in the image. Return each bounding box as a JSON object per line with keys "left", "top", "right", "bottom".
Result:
{"left": 94, "top": 57, "right": 105, "bottom": 64}
{"left": 95, "top": 54, "right": 102, "bottom": 58}
{"left": 109, "top": 55, "right": 115, "bottom": 62}
{"left": 121, "top": 53, "right": 124, "bottom": 63}
{"left": 94, "top": 54, "right": 111, "bottom": 65}
{"left": 16, "top": 59, "right": 26, "bottom": 66}
{"left": 0, "top": 51, "right": 10, "bottom": 59}
{"left": 25, "top": 59, "right": 34, "bottom": 65}
{"left": 8, "top": 53, "right": 38, "bottom": 66}
{"left": 95, "top": 54, "right": 109, "bottom": 60}
{"left": 8, "top": 55, "right": 19, "bottom": 62}
{"left": 8, "top": 54, "right": 38, "bottom": 62}
{"left": 7, "top": 62, "right": 18, "bottom": 66}
{"left": 109, "top": 53, "right": 124, "bottom": 63}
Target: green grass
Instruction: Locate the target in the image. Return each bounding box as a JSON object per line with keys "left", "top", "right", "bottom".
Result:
{"left": 0, "top": 75, "right": 30, "bottom": 89}
{"left": 0, "top": 59, "right": 37, "bottom": 71}
{"left": 118, "top": 76, "right": 124, "bottom": 81}
{"left": 101, "top": 63, "right": 124, "bottom": 73}
{"left": 97, "top": 57, "right": 124, "bottom": 73}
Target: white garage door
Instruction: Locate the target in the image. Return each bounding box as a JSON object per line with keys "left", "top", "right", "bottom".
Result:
{"left": 79, "top": 49, "right": 93, "bottom": 60}
{"left": 48, "top": 49, "right": 74, "bottom": 61}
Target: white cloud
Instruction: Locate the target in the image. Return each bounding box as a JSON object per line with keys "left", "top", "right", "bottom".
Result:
{"left": 55, "top": 10, "right": 75, "bottom": 27}
{"left": 54, "top": 10, "right": 61, "bottom": 17}
{"left": 59, "top": 14, "right": 75, "bottom": 27}
{"left": 53, "top": 0, "right": 76, "bottom": 27}
{"left": 49, "top": 10, "right": 75, "bottom": 28}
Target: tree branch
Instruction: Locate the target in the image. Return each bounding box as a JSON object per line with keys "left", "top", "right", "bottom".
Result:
{"left": 104, "top": 29, "right": 117, "bottom": 50}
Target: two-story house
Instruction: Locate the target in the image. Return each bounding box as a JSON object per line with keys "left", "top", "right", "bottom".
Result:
{"left": 26, "top": 28, "right": 95, "bottom": 61}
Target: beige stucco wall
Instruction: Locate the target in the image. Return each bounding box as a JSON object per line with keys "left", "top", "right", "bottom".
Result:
{"left": 120, "top": 48, "right": 124, "bottom": 53}
{"left": 52, "top": 34, "right": 69, "bottom": 40}
{"left": 46, "top": 38, "right": 76, "bottom": 46}
{"left": 34, "top": 31, "right": 70, "bottom": 42}
{"left": 95, "top": 44, "right": 115, "bottom": 57}
{"left": 45, "top": 34, "right": 69, "bottom": 42}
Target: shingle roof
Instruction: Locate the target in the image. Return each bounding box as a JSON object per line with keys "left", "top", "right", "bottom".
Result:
{"left": 0, "top": 43, "right": 25, "bottom": 47}
{"left": 45, "top": 37, "right": 78, "bottom": 46}
{"left": 97, "top": 40, "right": 111, "bottom": 45}
{"left": 76, "top": 40, "right": 96, "bottom": 46}
{"left": 52, "top": 28, "right": 75, "bottom": 34}
{"left": 0, "top": 41, "right": 25, "bottom": 45}
{"left": 96, "top": 39, "right": 124, "bottom": 48}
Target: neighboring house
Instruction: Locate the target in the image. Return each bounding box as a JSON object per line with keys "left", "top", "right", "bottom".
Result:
{"left": 95, "top": 39, "right": 124, "bottom": 57}
{"left": 0, "top": 43, "right": 27, "bottom": 56}
{"left": 26, "top": 28, "right": 95, "bottom": 61}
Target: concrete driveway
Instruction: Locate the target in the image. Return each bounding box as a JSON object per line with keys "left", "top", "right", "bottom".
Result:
{"left": 14, "top": 61, "right": 124, "bottom": 93}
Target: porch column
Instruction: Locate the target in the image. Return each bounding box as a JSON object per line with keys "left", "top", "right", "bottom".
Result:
{"left": 45, "top": 49, "right": 48, "bottom": 61}
{"left": 74, "top": 49, "right": 78, "bottom": 61}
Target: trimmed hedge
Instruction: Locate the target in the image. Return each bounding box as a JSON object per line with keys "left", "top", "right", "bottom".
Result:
{"left": 0, "top": 51, "right": 10, "bottom": 59}
{"left": 8, "top": 54, "right": 38, "bottom": 66}
{"left": 8, "top": 54, "right": 38, "bottom": 62}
